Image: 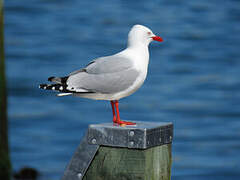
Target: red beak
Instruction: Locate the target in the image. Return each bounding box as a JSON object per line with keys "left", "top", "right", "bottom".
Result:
{"left": 152, "top": 36, "right": 163, "bottom": 42}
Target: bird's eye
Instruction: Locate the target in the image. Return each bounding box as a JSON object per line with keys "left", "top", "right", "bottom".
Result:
{"left": 147, "top": 32, "right": 151, "bottom": 35}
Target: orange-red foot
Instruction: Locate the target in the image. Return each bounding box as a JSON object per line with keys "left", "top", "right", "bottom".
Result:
{"left": 117, "top": 120, "right": 136, "bottom": 125}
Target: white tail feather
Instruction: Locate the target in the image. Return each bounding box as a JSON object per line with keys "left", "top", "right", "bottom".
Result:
{"left": 57, "top": 93, "right": 72, "bottom": 97}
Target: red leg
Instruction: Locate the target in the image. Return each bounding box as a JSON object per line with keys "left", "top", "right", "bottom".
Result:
{"left": 115, "top": 100, "right": 121, "bottom": 123}
{"left": 110, "top": 101, "right": 117, "bottom": 123}
{"left": 115, "top": 100, "right": 136, "bottom": 125}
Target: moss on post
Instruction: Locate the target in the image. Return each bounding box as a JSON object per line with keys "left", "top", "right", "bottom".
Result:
{"left": 83, "top": 144, "right": 172, "bottom": 180}
{"left": 0, "top": 0, "right": 11, "bottom": 179}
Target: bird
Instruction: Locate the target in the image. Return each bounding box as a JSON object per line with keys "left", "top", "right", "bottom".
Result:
{"left": 39, "top": 24, "right": 163, "bottom": 125}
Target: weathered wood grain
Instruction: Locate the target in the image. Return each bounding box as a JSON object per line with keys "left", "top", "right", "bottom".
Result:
{"left": 83, "top": 144, "right": 171, "bottom": 180}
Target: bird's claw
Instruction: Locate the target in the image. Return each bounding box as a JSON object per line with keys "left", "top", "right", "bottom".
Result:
{"left": 113, "top": 119, "right": 136, "bottom": 126}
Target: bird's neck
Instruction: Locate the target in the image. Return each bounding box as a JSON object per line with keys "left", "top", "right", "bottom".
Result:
{"left": 122, "top": 44, "right": 150, "bottom": 71}
{"left": 127, "top": 44, "right": 149, "bottom": 60}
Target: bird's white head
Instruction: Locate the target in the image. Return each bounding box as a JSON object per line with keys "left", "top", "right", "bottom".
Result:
{"left": 128, "top": 24, "right": 163, "bottom": 47}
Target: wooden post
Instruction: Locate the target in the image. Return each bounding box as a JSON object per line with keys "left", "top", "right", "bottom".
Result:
{"left": 83, "top": 144, "right": 172, "bottom": 180}
{"left": 0, "top": 0, "right": 11, "bottom": 179}
{"left": 62, "top": 122, "right": 173, "bottom": 180}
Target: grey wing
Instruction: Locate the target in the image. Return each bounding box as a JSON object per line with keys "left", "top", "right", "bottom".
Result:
{"left": 84, "top": 56, "right": 134, "bottom": 74}
{"left": 66, "top": 56, "right": 139, "bottom": 93}
{"left": 68, "top": 56, "right": 133, "bottom": 76}
{"left": 67, "top": 68, "right": 139, "bottom": 94}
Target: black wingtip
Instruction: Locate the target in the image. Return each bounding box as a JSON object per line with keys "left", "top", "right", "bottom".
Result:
{"left": 39, "top": 84, "right": 47, "bottom": 89}
{"left": 48, "top": 76, "right": 55, "bottom": 82}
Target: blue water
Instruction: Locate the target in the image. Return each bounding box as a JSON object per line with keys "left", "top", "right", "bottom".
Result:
{"left": 4, "top": 0, "right": 240, "bottom": 179}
